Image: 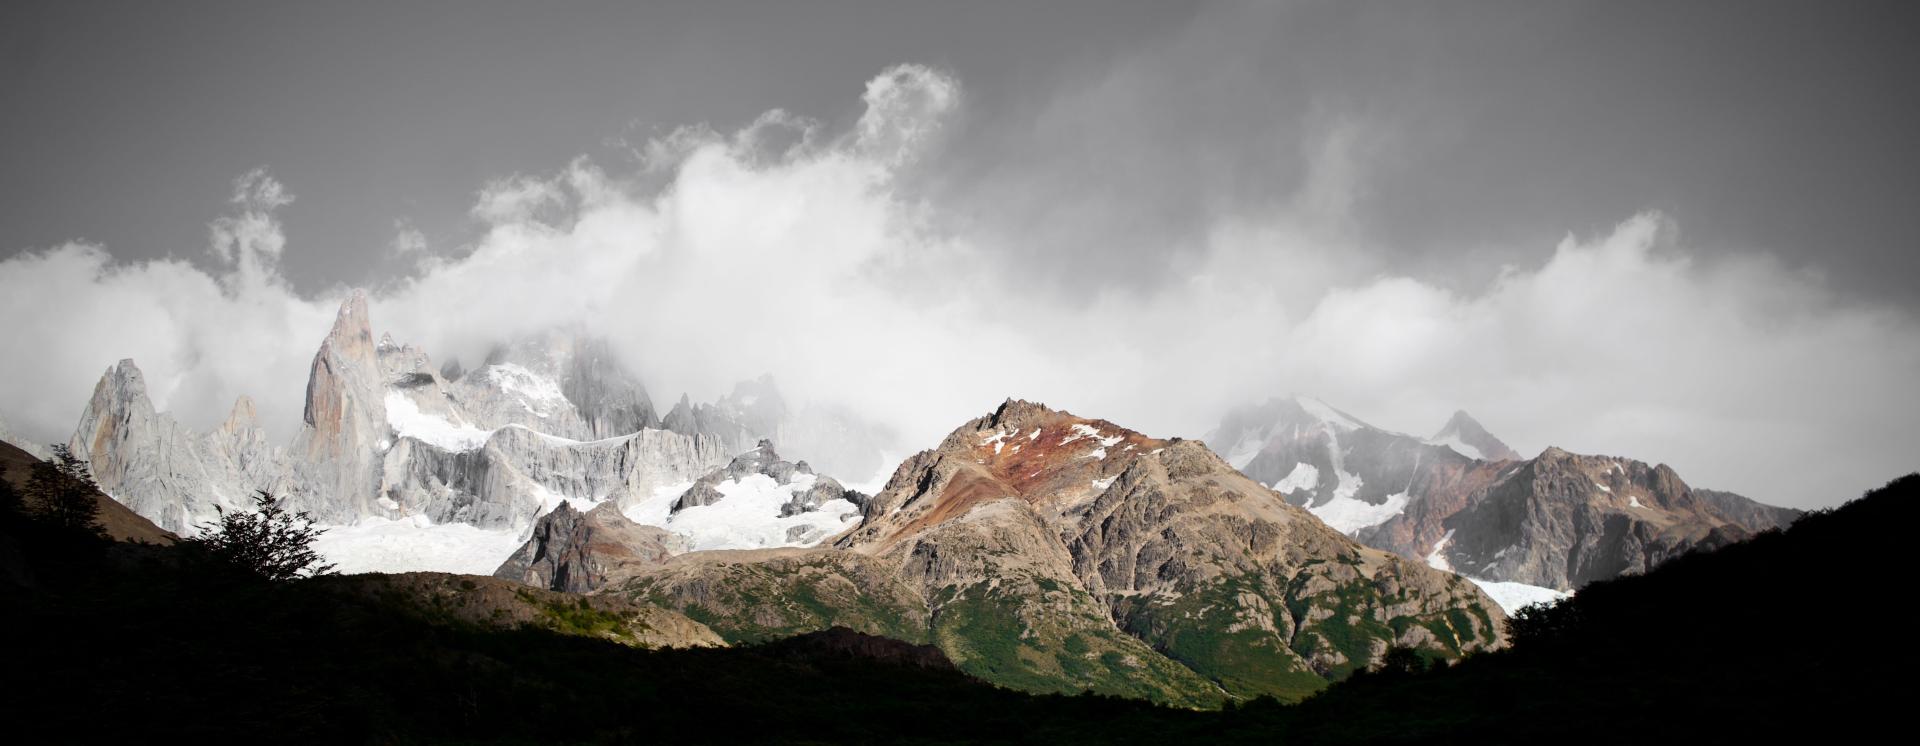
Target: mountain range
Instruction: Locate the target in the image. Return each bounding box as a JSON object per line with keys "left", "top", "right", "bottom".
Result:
{"left": 4, "top": 429, "right": 1904, "bottom": 742}
{"left": 1205, "top": 397, "right": 1798, "bottom": 599}
{"left": 56, "top": 293, "right": 895, "bottom": 569}
{"left": 0, "top": 291, "right": 1809, "bottom": 707}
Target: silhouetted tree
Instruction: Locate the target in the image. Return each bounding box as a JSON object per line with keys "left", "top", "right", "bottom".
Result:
{"left": 1507, "top": 599, "right": 1586, "bottom": 647}
{"left": 0, "top": 464, "right": 20, "bottom": 517}
{"left": 186, "top": 490, "right": 335, "bottom": 580}
{"left": 1377, "top": 646, "right": 1430, "bottom": 676}
{"left": 25, "top": 444, "right": 105, "bottom": 537}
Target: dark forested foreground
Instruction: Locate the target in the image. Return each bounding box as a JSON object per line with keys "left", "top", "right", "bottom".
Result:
{"left": 2, "top": 473, "right": 1914, "bottom": 744}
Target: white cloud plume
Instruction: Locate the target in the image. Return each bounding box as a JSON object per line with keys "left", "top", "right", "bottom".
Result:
{"left": 1, "top": 64, "right": 1915, "bottom": 509}
{"left": 0, "top": 167, "right": 332, "bottom": 442}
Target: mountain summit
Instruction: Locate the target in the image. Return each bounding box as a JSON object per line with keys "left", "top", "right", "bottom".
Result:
{"left": 1427, "top": 410, "right": 1520, "bottom": 461}
{"left": 589, "top": 399, "right": 1505, "bottom": 706}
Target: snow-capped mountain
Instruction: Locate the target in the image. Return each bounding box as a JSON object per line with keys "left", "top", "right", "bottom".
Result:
{"left": 1207, "top": 396, "right": 1802, "bottom": 599}
{"left": 501, "top": 439, "right": 870, "bottom": 592}
{"left": 1206, "top": 396, "right": 1474, "bottom": 534}
{"left": 1426, "top": 410, "right": 1520, "bottom": 461}
{"left": 59, "top": 291, "right": 896, "bottom": 574}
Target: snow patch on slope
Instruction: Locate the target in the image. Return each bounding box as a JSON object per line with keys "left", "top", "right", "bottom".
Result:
{"left": 623, "top": 474, "right": 861, "bottom": 551}
{"left": 1426, "top": 529, "right": 1456, "bottom": 572}
{"left": 1060, "top": 423, "right": 1121, "bottom": 448}
{"left": 1272, "top": 462, "right": 1320, "bottom": 493}
{"left": 1423, "top": 528, "right": 1573, "bottom": 615}
{"left": 528, "top": 482, "right": 601, "bottom": 515}
{"left": 1299, "top": 397, "right": 1363, "bottom": 430}
{"left": 1425, "top": 433, "right": 1485, "bottom": 461}
{"left": 1467, "top": 579, "right": 1573, "bottom": 615}
{"left": 485, "top": 363, "right": 570, "bottom": 417}
{"left": 1225, "top": 432, "right": 1268, "bottom": 470}
{"left": 316, "top": 515, "right": 527, "bottom": 575}
{"left": 385, "top": 392, "right": 493, "bottom": 451}
{"left": 1309, "top": 490, "right": 1409, "bottom": 534}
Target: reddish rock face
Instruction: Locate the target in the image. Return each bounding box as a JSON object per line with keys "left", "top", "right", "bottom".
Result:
{"left": 848, "top": 401, "right": 1168, "bottom": 548}
{"left": 285, "top": 290, "right": 391, "bottom": 523}
{"left": 830, "top": 399, "right": 1505, "bottom": 700}
{"left": 299, "top": 290, "right": 383, "bottom": 462}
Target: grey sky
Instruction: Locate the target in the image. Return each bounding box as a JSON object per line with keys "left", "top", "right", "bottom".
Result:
{"left": 2, "top": 0, "right": 1917, "bottom": 509}
{"left": 7, "top": 0, "right": 1918, "bottom": 302}
{"left": 2, "top": 0, "right": 1196, "bottom": 292}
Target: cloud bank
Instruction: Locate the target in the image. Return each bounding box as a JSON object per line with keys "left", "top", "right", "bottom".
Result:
{"left": 2, "top": 62, "right": 1915, "bottom": 509}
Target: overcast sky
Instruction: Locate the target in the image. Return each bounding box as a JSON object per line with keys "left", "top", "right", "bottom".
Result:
{"left": 2, "top": 0, "right": 1916, "bottom": 508}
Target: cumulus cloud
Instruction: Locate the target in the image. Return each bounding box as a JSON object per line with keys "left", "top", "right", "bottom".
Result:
{"left": 1267, "top": 215, "right": 1920, "bottom": 505}
{"left": 1, "top": 63, "right": 1915, "bottom": 509}
{"left": 388, "top": 220, "right": 428, "bottom": 258}
{"left": 0, "top": 168, "right": 331, "bottom": 442}
{"left": 853, "top": 64, "right": 960, "bottom": 165}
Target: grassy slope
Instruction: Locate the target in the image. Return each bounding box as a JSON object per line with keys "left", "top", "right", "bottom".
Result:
{"left": 0, "top": 440, "right": 174, "bottom": 544}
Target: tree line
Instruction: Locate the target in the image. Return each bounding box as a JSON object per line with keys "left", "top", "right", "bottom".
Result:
{"left": 2, "top": 444, "right": 333, "bottom": 579}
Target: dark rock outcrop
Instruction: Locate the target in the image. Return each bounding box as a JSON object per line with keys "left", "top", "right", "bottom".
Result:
{"left": 1419, "top": 448, "right": 1798, "bottom": 589}
{"left": 494, "top": 502, "right": 685, "bottom": 593}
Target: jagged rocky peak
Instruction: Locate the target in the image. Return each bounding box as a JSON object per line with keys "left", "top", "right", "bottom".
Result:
{"left": 1209, "top": 396, "right": 1343, "bottom": 450}
{"left": 299, "top": 290, "right": 386, "bottom": 456}
{"left": 661, "top": 394, "right": 696, "bottom": 434}
{"left": 68, "top": 358, "right": 275, "bottom": 534}
{"left": 660, "top": 377, "right": 783, "bottom": 449}
{"left": 1263, "top": 395, "right": 1373, "bottom": 432}
{"left": 376, "top": 332, "right": 441, "bottom": 388}
{"left": 211, "top": 395, "right": 276, "bottom": 461}
{"left": 494, "top": 501, "right": 687, "bottom": 593}
{"left": 838, "top": 398, "right": 1176, "bottom": 536}
{"left": 1428, "top": 410, "right": 1521, "bottom": 461}
{"left": 88, "top": 358, "right": 154, "bottom": 419}
{"left": 444, "top": 328, "right": 658, "bottom": 439}
{"left": 71, "top": 359, "right": 159, "bottom": 470}
{"left": 287, "top": 290, "right": 390, "bottom": 522}
{"left": 1404, "top": 444, "right": 1799, "bottom": 591}
{"left": 220, "top": 395, "right": 258, "bottom": 433}
{"left": 558, "top": 334, "right": 658, "bottom": 438}
{"left": 1204, "top": 394, "right": 1473, "bottom": 537}
{"left": 671, "top": 438, "right": 863, "bottom": 517}
{"left": 1206, "top": 395, "right": 1390, "bottom": 475}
